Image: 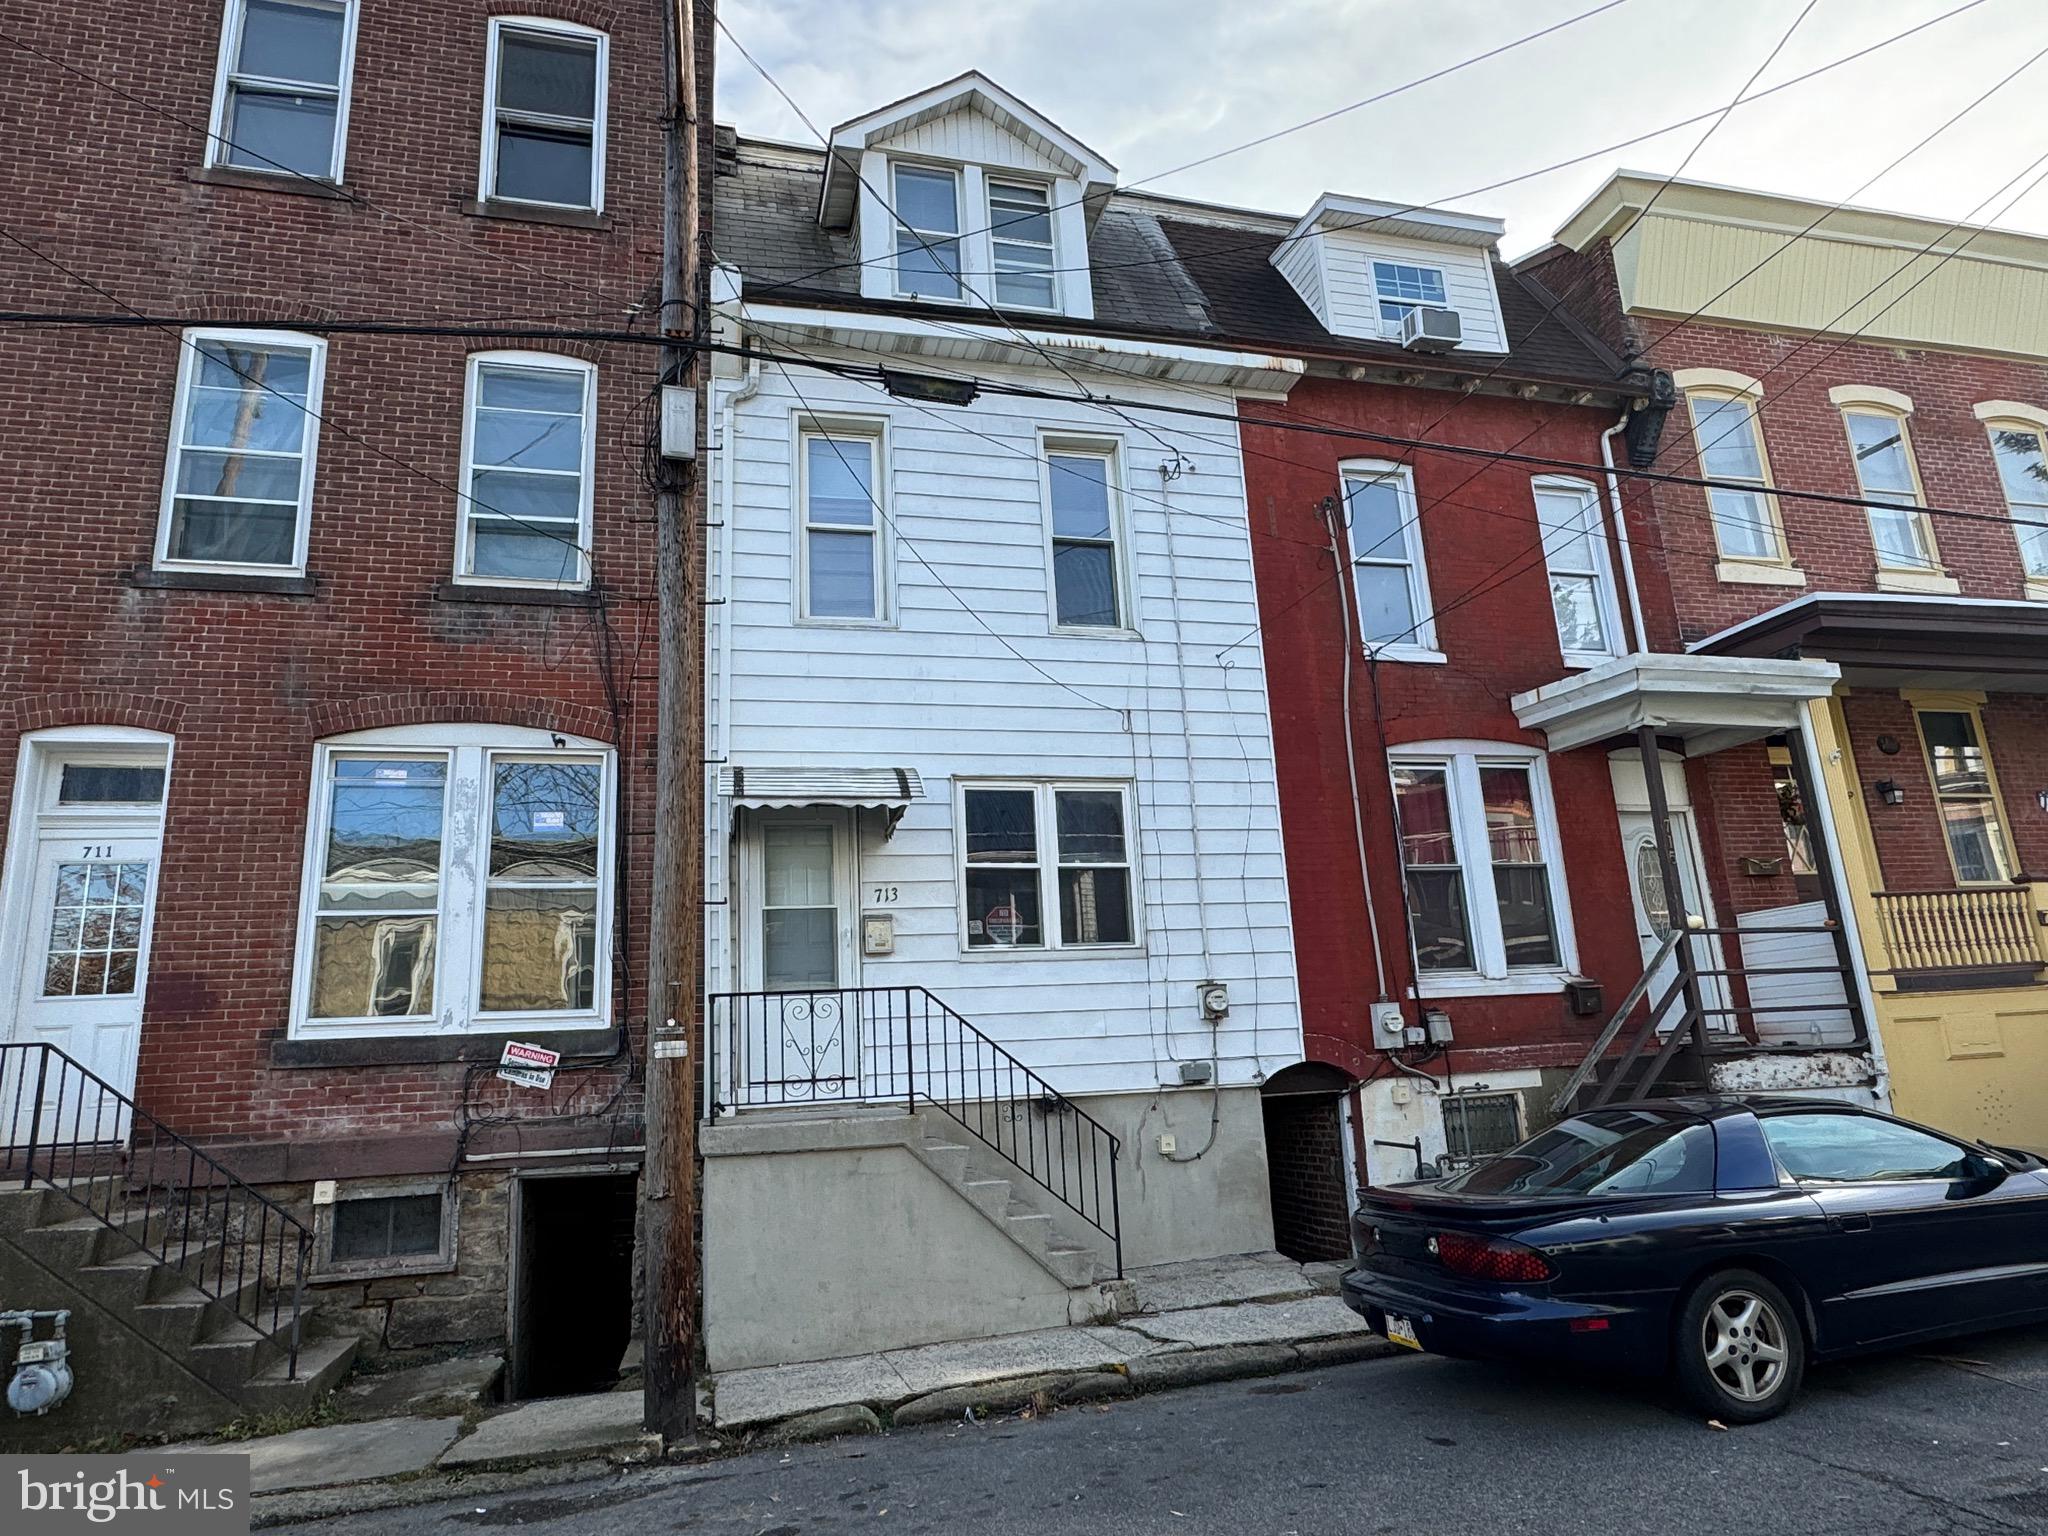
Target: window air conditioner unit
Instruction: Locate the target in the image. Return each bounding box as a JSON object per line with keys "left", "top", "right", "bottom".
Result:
{"left": 1400, "top": 306, "right": 1462, "bottom": 352}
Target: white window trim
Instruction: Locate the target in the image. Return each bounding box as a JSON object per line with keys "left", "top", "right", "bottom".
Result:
{"left": 289, "top": 723, "right": 616, "bottom": 1039}
{"left": 1975, "top": 404, "right": 2048, "bottom": 592}
{"left": 985, "top": 176, "right": 1061, "bottom": 314}
{"left": 453, "top": 350, "right": 595, "bottom": 590}
{"left": 794, "top": 414, "right": 891, "bottom": 627}
{"left": 1038, "top": 433, "right": 1135, "bottom": 635}
{"left": 1371, "top": 259, "right": 1451, "bottom": 339}
{"left": 954, "top": 779, "right": 1143, "bottom": 956}
{"left": 205, "top": 0, "right": 361, "bottom": 182}
{"left": 1388, "top": 740, "right": 1578, "bottom": 998}
{"left": 1681, "top": 385, "right": 1792, "bottom": 568}
{"left": 890, "top": 160, "right": 966, "bottom": 304}
{"left": 1340, "top": 459, "right": 1440, "bottom": 662}
{"left": 154, "top": 327, "right": 327, "bottom": 578}
{"left": 477, "top": 15, "right": 609, "bottom": 212}
{"left": 1530, "top": 475, "right": 1623, "bottom": 669}
{"left": 1835, "top": 399, "right": 1945, "bottom": 578}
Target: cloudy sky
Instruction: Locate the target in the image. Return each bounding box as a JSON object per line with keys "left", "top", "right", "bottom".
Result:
{"left": 715, "top": 0, "right": 2047, "bottom": 257}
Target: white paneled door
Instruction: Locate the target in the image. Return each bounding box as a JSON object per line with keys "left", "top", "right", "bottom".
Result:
{"left": 739, "top": 811, "right": 860, "bottom": 1101}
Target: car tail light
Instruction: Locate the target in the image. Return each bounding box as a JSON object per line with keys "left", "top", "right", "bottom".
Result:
{"left": 1431, "top": 1232, "right": 1553, "bottom": 1284}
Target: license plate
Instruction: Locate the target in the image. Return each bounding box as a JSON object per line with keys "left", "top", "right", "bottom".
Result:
{"left": 1384, "top": 1314, "right": 1421, "bottom": 1350}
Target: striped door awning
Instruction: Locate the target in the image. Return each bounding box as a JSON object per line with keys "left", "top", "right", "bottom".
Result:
{"left": 715, "top": 766, "right": 924, "bottom": 809}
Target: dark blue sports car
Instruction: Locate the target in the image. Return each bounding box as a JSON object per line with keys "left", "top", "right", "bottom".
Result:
{"left": 1339, "top": 1095, "right": 2048, "bottom": 1421}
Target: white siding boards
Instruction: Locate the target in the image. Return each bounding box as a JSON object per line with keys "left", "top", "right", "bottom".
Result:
{"left": 1270, "top": 195, "right": 1511, "bottom": 353}
{"left": 705, "top": 348, "right": 1305, "bottom": 1098}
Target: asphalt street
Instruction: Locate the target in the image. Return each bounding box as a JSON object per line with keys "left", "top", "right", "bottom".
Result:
{"left": 284, "top": 1326, "right": 2048, "bottom": 1536}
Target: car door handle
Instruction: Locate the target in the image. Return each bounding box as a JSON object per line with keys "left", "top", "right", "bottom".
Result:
{"left": 1828, "top": 1212, "right": 1873, "bottom": 1233}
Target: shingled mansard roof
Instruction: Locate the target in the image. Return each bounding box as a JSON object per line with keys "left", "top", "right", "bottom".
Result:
{"left": 712, "top": 131, "right": 1626, "bottom": 393}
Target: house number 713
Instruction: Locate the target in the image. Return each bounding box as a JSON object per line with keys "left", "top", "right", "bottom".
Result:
{"left": 870, "top": 886, "right": 898, "bottom": 905}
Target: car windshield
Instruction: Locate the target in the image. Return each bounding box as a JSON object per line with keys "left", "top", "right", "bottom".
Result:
{"left": 1437, "top": 1110, "right": 1715, "bottom": 1197}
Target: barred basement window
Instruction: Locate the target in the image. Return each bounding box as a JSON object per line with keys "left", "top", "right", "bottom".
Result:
{"left": 331, "top": 1194, "right": 443, "bottom": 1262}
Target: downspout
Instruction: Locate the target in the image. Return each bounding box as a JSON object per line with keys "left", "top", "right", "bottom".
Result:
{"left": 709, "top": 328, "right": 761, "bottom": 1003}
{"left": 1600, "top": 410, "right": 1648, "bottom": 654}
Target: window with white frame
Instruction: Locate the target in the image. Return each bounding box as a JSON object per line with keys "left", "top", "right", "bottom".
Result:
{"left": 1985, "top": 419, "right": 2048, "bottom": 579}
{"left": 989, "top": 180, "right": 1056, "bottom": 309}
{"left": 207, "top": 0, "right": 358, "bottom": 180}
{"left": 456, "top": 353, "right": 593, "bottom": 587}
{"left": 156, "top": 329, "right": 324, "bottom": 574}
{"left": 294, "top": 726, "right": 612, "bottom": 1036}
{"left": 1530, "top": 477, "right": 1620, "bottom": 665}
{"left": 1841, "top": 408, "right": 1936, "bottom": 570}
{"left": 1373, "top": 260, "right": 1448, "bottom": 335}
{"left": 892, "top": 164, "right": 963, "bottom": 300}
{"left": 479, "top": 17, "right": 607, "bottom": 210}
{"left": 1342, "top": 461, "right": 1436, "bottom": 656}
{"left": 1685, "top": 390, "right": 1785, "bottom": 562}
{"left": 1046, "top": 445, "right": 1123, "bottom": 628}
{"left": 960, "top": 783, "right": 1135, "bottom": 950}
{"left": 798, "top": 425, "right": 883, "bottom": 621}
{"left": 1390, "top": 747, "right": 1568, "bottom": 986}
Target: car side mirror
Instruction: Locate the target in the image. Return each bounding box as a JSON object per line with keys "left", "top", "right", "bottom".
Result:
{"left": 1960, "top": 1152, "right": 2010, "bottom": 1187}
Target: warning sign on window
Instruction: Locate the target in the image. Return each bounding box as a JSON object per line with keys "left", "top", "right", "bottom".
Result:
{"left": 983, "top": 904, "right": 1023, "bottom": 945}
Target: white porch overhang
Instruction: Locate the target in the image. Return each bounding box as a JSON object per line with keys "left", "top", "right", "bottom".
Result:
{"left": 717, "top": 766, "right": 925, "bottom": 813}
{"left": 740, "top": 301, "right": 1306, "bottom": 397}
{"left": 1511, "top": 653, "right": 1842, "bottom": 755}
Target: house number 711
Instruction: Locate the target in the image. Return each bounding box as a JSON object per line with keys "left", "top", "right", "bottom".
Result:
{"left": 81, "top": 845, "right": 114, "bottom": 859}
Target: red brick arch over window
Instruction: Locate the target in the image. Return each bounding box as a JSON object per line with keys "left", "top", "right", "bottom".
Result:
{"left": 4, "top": 691, "right": 187, "bottom": 737}
{"left": 306, "top": 691, "right": 617, "bottom": 745}
{"left": 492, "top": 2, "right": 622, "bottom": 37}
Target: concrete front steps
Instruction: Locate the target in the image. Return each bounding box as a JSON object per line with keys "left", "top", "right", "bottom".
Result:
{"left": 0, "top": 1182, "right": 356, "bottom": 1446}
{"left": 905, "top": 1110, "right": 1115, "bottom": 1292}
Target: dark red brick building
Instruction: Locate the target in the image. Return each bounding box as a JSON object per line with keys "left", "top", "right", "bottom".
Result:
{"left": 0, "top": 0, "right": 704, "bottom": 1386}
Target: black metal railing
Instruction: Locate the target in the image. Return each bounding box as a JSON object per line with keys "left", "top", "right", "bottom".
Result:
{"left": 707, "top": 987, "right": 1123, "bottom": 1275}
{"left": 0, "top": 1042, "right": 312, "bottom": 1379}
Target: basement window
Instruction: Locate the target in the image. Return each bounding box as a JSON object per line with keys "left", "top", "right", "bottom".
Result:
{"left": 1441, "top": 1091, "right": 1523, "bottom": 1169}
{"left": 315, "top": 1181, "right": 456, "bottom": 1278}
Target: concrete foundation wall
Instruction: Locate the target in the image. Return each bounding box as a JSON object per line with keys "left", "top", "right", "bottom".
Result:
{"left": 1065, "top": 1087, "right": 1275, "bottom": 1269}
{"left": 702, "top": 1115, "right": 1086, "bottom": 1372}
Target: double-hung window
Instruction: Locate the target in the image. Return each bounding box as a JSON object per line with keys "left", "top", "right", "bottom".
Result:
{"left": 207, "top": 0, "right": 358, "bottom": 180}
{"left": 295, "top": 727, "right": 613, "bottom": 1036}
{"left": 1373, "top": 261, "right": 1448, "bottom": 336}
{"left": 456, "top": 352, "right": 594, "bottom": 588}
{"left": 1841, "top": 408, "right": 1936, "bottom": 571}
{"left": 1982, "top": 416, "right": 2048, "bottom": 582}
{"left": 1341, "top": 461, "right": 1436, "bottom": 657}
{"left": 1046, "top": 445, "right": 1123, "bottom": 629}
{"left": 480, "top": 18, "right": 607, "bottom": 210}
{"left": 1391, "top": 747, "right": 1570, "bottom": 989}
{"left": 1916, "top": 709, "right": 2015, "bottom": 885}
{"left": 798, "top": 426, "right": 883, "bottom": 621}
{"left": 960, "top": 783, "right": 1136, "bottom": 950}
{"left": 893, "top": 164, "right": 963, "bottom": 301}
{"left": 1530, "top": 477, "right": 1621, "bottom": 665}
{"left": 1686, "top": 390, "right": 1786, "bottom": 563}
{"left": 989, "top": 181, "right": 1056, "bottom": 309}
{"left": 157, "top": 328, "right": 325, "bottom": 575}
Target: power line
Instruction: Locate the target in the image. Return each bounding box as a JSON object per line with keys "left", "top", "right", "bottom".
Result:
{"left": 733, "top": 0, "right": 1989, "bottom": 300}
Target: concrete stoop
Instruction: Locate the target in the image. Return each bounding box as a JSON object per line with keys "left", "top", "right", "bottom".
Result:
{"left": 0, "top": 1183, "right": 357, "bottom": 1447}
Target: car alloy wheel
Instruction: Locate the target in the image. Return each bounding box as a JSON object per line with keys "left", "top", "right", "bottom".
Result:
{"left": 1701, "top": 1288, "right": 1789, "bottom": 1403}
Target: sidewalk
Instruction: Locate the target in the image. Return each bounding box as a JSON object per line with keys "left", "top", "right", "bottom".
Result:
{"left": 172, "top": 1251, "right": 1388, "bottom": 1526}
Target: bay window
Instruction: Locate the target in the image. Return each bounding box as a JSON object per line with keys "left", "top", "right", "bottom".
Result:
{"left": 294, "top": 726, "right": 613, "bottom": 1036}
{"left": 1390, "top": 745, "right": 1571, "bottom": 991}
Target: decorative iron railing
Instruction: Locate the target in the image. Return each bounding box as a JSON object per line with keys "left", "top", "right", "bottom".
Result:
{"left": 706, "top": 987, "right": 1122, "bottom": 1275}
{"left": 0, "top": 1042, "right": 312, "bottom": 1378}
{"left": 1873, "top": 885, "right": 2046, "bottom": 976}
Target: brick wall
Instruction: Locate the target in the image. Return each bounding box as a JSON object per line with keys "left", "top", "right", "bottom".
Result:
{"left": 1260, "top": 1094, "right": 1350, "bottom": 1263}
{"left": 1241, "top": 377, "right": 1647, "bottom": 1073}
{"left": 0, "top": 2, "right": 707, "bottom": 1171}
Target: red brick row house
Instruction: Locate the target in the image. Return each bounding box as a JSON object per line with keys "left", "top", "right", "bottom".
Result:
{"left": 0, "top": 0, "right": 703, "bottom": 1431}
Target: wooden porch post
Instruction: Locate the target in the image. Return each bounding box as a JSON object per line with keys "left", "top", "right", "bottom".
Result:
{"left": 1637, "top": 725, "right": 1708, "bottom": 1052}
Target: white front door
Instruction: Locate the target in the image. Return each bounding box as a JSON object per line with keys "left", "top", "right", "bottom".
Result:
{"left": 735, "top": 811, "right": 860, "bottom": 1102}
{"left": 4, "top": 741, "right": 171, "bottom": 1147}
{"left": 1618, "top": 808, "right": 1731, "bottom": 1032}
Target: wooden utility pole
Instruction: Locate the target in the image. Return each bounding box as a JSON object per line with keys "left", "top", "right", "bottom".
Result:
{"left": 643, "top": 0, "right": 702, "bottom": 1445}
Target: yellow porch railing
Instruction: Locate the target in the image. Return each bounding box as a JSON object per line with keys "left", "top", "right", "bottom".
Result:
{"left": 1872, "top": 884, "right": 2047, "bottom": 977}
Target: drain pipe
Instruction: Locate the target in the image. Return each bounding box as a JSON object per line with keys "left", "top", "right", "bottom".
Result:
{"left": 1600, "top": 410, "right": 1648, "bottom": 654}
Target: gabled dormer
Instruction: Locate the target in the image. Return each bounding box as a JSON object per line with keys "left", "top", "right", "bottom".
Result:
{"left": 1271, "top": 194, "right": 1510, "bottom": 354}
{"left": 820, "top": 72, "right": 1117, "bottom": 321}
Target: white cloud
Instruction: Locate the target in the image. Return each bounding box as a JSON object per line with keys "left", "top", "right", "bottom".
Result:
{"left": 716, "top": 0, "right": 2048, "bottom": 255}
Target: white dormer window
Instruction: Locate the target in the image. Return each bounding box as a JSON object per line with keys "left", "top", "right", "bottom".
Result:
{"left": 1374, "top": 261, "right": 1449, "bottom": 336}
{"left": 989, "top": 180, "right": 1056, "bottom": 309}
{"left": 892, "top": 163, "right": 963, "bottom": 301}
